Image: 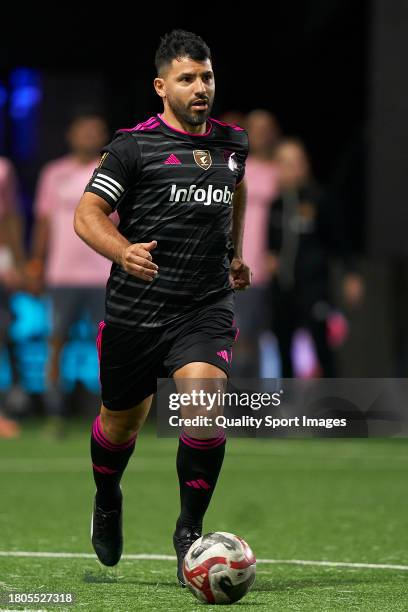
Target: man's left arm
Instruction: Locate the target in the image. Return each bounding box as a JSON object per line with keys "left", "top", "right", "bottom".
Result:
{"left": 230, "top": 179, "right": 251, "bottom": 290}
{"left": 0, "top": 161, "right": 25, "bottom": 289}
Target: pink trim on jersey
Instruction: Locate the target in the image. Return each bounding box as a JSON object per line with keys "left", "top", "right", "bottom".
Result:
{"left": 137, "top": 116, "right": 157, "bottom": 128}
{"left": 210, "top": 117, "right": 244, "bottom": 131}
{"left": 157, "top": 113, "right": 213, "bottom": 137}
{"left": 118, "top": 117, "right": 159, "bottom": 132}
{"left": 137, "top": 122, "right": 160, "bottom": 131}
{"left": 117, "top": 115, "right": 244, "bottom": 135}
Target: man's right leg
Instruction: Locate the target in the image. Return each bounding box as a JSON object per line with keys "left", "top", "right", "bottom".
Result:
{"left": 91, "top": 398, "right": 152, "bottom": 566}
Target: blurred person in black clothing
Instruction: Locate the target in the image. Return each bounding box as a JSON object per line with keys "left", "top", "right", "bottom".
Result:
{"left": 265, "top": 139, "right": 363, "bottom": 377}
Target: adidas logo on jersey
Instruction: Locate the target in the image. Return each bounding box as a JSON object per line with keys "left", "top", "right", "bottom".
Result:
{"left": 164, "top": 154, "right": 181, "bottom": 165}
{"left": 169, "top": 184, "right": 234, "bottom": 206}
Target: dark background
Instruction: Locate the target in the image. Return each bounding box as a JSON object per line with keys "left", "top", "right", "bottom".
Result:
{"left": 1, "top": 2, "right": 368, "bottom": 222}
{"left": 3, "top": 1, "right": 408, "bottom": 376}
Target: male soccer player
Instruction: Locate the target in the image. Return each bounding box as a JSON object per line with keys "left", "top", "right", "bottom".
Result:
{"left": 74, "top": 29, "right": 250, "bottom": 585}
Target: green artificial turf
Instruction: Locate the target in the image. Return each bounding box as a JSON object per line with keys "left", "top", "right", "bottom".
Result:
{"left": 0, "top": 420, "right": 407, "bottom": 611}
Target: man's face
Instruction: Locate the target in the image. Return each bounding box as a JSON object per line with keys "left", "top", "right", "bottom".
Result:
{"left": 67, "top": 117, "right": 108, "bottom": 157}
{"left": 156, "top": 57, "right": 215, "bottom": 126}
{"left": 248, "top": 113, "right": 280, "bottom": 154}
{"left": 276, "top": 142, "right": 310, "bottom": 188}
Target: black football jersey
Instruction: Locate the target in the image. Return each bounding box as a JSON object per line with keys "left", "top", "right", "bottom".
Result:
{"left": 84, "top": 114, "right": 249, "bottom": 329}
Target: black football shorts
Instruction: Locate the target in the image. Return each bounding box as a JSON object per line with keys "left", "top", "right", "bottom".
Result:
{"left": 97, "top": 296, "right": 239, "bottom": 410}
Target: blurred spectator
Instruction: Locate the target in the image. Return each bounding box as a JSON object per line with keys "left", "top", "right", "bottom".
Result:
{"left": 232, "top": 110, "right": 280, "bottom": 377}
{"left": 219, "top": 111, "right": 248, "bottom": 131}
{"left": 0, "top": 157, "right": 25, "bottom": 437}
{"left": 266, "top": 139, "right": 364, "bottom": 377}
{"left": 28, "top": 110, "right": 113, "bottom": 434}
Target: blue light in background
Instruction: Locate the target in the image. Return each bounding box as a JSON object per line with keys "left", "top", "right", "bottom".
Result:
{"left": 10, "top": 85, "right": 42, "bottom": 120}
{"left": 10, "top": 68, "right": 42, "bottom": 160}
{"left": 0, "top": 84, "right": 7, "bottom": 154}
{"left": 0, "top": 293, "right": 100, "bottom": 394}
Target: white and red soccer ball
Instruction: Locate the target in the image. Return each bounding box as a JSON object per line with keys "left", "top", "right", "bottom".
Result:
{"left": 183, "top": 531, "right": 256, "bottom": 605}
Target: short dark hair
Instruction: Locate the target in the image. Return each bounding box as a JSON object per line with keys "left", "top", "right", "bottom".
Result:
{"left": 67, "top": 106, "right": 107, "bottom": 128}
{"left": 155, "top": 29, "right": 211, "bottom": 75}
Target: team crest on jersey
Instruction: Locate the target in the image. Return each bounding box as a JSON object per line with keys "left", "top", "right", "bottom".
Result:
{"left": 193, "top": 150, "right": 212, "bottom": 170}
{"left": 97, "top": 152, "right": 109, "bottom": 168}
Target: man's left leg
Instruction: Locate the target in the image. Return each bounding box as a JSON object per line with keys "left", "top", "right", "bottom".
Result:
{"left": 172, "top": 362, "right": 227, "bottom": 585}
{"left": 43, "top": 288, "right": 77, "bottom": 437}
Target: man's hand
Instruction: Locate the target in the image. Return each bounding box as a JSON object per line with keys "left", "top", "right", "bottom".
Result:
{"left": 0, "top": 266, "right": 24, "bottom": 292}
{"left": 230, "top": 256, "right": 251, "bottom": 290}
{"left": 120, "top": 240, "right": 159, "bottom": 282}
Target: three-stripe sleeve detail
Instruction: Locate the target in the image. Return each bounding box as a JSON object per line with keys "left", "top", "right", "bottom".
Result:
{"left": 90, "top": 172, "right": 124, "bottom": 202}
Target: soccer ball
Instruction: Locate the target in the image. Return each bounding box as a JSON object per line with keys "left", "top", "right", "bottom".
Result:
{"left": 183, "top": 531, "right": 256, "bottom": 605}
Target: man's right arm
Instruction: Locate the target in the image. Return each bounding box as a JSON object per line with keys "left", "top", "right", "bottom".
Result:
{"left": 74, "top": 192, "right": 158, "bottom": 282}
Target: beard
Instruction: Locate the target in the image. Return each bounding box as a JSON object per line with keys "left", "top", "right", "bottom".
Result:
{"left": 167, "top": 95, "right": 213, "bottom": 127}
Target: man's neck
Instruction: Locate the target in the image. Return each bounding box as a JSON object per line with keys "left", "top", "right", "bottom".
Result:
{"left": 250, "top": 149, "right": 274, "bottom": 161}
{"left": 72, "top": 152, "right": 97, "bottom": 164}
{"left": 160, "top": 109, "right": 207, "bottom": 135}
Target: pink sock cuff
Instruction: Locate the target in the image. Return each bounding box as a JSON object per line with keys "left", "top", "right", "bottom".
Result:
{"left": 180, "top": 431, "right": 226, "bottom": 450}
{"left": 92, "top": 463, "right": 118, "bottom": 474}
{"left": 92, "top": 415, "right": 137, "bottom": 452}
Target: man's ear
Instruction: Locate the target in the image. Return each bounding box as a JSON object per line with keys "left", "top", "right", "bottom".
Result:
{"left": 154, "top": 77, "right": 166, "bottom": 99}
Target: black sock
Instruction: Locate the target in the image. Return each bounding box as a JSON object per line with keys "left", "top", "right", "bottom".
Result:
{"left": 176, "top": 431, "right": 226, "bottom": 531}
{"left": 91, "top": 415, "right": 136, "bottom": 511}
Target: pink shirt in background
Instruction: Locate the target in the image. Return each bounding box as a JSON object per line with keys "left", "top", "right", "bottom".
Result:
{"left": 35, "top": 155, "right": 114, "bottom": 287}
{"left": 0, "top": 157, "right": 18, "bottom": 219}
{"left": 243, "top": 157, "right": 279, "bottom": 286}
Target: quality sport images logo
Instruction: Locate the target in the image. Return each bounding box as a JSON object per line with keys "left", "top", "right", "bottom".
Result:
{"left": 169, "top": 184, "right": 234, "bottom": 206}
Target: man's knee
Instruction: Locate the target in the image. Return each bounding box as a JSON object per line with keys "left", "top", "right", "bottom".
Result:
{"left": 99, "top": 398, "right": 152, "bottom": 443}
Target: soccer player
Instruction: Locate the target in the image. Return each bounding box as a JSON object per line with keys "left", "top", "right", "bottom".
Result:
{"left": 74, "top": 30, "right": 250, "bottom": 585}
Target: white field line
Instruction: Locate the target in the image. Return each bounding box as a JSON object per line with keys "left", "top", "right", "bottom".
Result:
{"left": 0, "top": 551, "right": 407, "bottom": 571}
